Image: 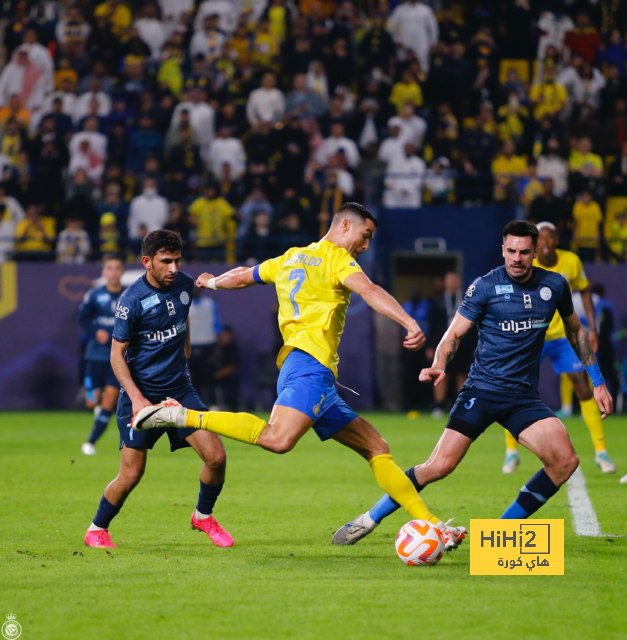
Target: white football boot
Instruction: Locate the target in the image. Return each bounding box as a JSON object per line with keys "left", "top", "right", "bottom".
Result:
{"left": 619, "top": 473, "right": 627, "bottom": 484}
{"left": 436, "top": 518, "right": 467, "bottom": 553}
{"left": 501, "top": 450, "right": 520, "bottom": 474}
{"left": 81, "top": 442, "right": 97, "bottom": 455}
{"left": 595, "top": 450, "right": 616, "bottom": 473}
{"left": 132, "top": 398, "right": 188, "bottom": 430}
{"left": 332, "top": 512, "right": 378, "bottom": 545}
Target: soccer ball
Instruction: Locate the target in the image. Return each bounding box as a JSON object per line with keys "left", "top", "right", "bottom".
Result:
{"left": 395, "top": 520, "right": 445, "bottom": 566}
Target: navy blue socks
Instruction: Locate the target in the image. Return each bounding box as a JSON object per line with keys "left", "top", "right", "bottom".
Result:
{"left": 196, "top": 481, "right": 224, "bottom": 516}
{"left": 88, "top": 408, "right": 113, "bottom": 444}
{"left": 501, "top": 468, "right": 559, "bottom": 519}
{"left": 93, "top": 495, "right": 121, "bottom": 529}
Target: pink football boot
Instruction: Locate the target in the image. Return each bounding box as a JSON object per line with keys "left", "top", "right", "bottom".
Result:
{"left": 84, "top": 528, "right": 117, "bottom": 548}
{"left": 191, "top": 512, "right": 234, "bottom": 547}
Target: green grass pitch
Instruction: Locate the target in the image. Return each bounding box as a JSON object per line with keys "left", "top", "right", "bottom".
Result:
{"left": 1, "top": 411, "right": 626, "bottom": 639}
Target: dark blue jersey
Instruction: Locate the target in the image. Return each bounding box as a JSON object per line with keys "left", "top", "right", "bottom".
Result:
{"left": 112, "top": 272, "right": 194, "bottom": 396}
{"left": 457, "top": 266, "right": 574, "bottom": 395}
{"left": 78, "top": 285, "right": 124, "bottom": 362}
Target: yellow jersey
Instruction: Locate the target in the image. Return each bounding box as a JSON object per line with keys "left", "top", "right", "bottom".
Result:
{"left": 534, "top": 249, "right": 588, "bottom": 341}
{"left": 256, "top": 240, "right": 363, "bottom": 377}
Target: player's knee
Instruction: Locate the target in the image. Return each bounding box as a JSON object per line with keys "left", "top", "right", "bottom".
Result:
{"left": 203, "top": 447, "right": 227, "bottom": 470}
{"left": 120, "top": 466, "right": 144, "bottom": 489}
{"left": 270, "top": 437, "right": 297, "bottom": 454}
{"left": 433, "top": 457, "right": 458, "bottom": 480}
{"left": 565, "top": 453, "right": 579, "bottom": 477}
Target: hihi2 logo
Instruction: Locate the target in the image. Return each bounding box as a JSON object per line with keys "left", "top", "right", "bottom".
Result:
{"left": 469, "top": 519, "right": 564, "bottom": 575}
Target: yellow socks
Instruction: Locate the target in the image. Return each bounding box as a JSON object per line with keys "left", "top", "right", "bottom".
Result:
{"left": 505, "top": 430, "right": 518, "bottom": 452}
{"left": 185, "top": 410, "right": 267, "bottom": 445}
{"left": 369, "top": 454, "right": 440, "bottom": 525}
{"left": 560, "top": 374, "right": 573, "bottom": 415}
{"left": 580, "top": 397, "right": 606, "bottom": 452}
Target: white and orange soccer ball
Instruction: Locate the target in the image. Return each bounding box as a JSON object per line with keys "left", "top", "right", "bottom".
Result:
{"left": 395, "top": 520, "right": 445, "bottom": 566}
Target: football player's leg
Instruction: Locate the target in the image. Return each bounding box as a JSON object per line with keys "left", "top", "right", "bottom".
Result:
{"left": 569, "top": 371, "right": 615, "bottom": 472}
{"left": 86, "top": 384, "right": 119, "bottom": 447}
{"left": 559, "top": 373, "right": 574, "bottom": 418}
{"left": 332, "top": 416, "right": 441, "bottom": 525}
{"left": 501, "top": 417, "right": 579, "bottom": 519}
{"left": 502, "top": 430, "right": 520, "bottom": 474}
{"left": 185, "top": 429, "right": 234, "bottom": 547}
{"left": 86, "top": 445, "right": 147, "bottom": 547}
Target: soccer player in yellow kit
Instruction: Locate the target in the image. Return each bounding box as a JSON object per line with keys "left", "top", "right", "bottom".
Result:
{"left": 502, "top": 222, "right": 616, "bottom": 474}
{"left": 133, "top": 203, "right": 466, "bottom": 550}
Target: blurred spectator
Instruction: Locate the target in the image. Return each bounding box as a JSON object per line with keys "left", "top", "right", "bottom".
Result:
{"left": 56, "top": 217, "right": 91, "bottom": 263}
{"left": 425, "top": 158, "right": 453, "bottom": 205}
{"left": 572, "top": 190, "right": 602, "bottom": 262}
{"left": 383, "top": 141, "right": 425, "bottom": 208}
{"left": 128, "top": 178, "right": 169, "bottom": 241}
{"left": 195, "top": 0, "right": 239, "bottom": 34}
{"left": 211, "top": 326, "right": 240, "bottom": 411}
{"left": 191, "top": 14, "right": 227, "bottom": 61}
{"left": 74, "top": 78, "right": 112, "bottom": 123}
{"left": 98, "top": 212, "right": 120, "bottom": 255}
{"left": 0, "top": 202, "right": 23, "bottom": 262}
{"left": 608, "top": 210, "right": 627, "bottom": 259}
{"left": 389, "top": 103, "right": 427, "bottom": 149}
{"left": 0, "top": 94, "right": 30, "bottom": 131}
{"left": 306, "top": 61, "right": 329, "bottom": 102}
{"left": 170, "top": 86, "right": 215, "bottom": 156}
{"left": 134, "top": 5, "right": 167, "bottom": 59}
{"left": 13, "top": 203, "right": 55, "bottom": 261}
{"left": 126, "top": 116, "right": 163, "bottom": 172}
{"left": 188, "top": 287, "right": 222, "bottom": 408}
{"left": 537, "top": 10, "right": 574, "bottom": 60}
{"left": 603, "top": 98, "right": 627, "bottom": 156}
{"left": 358, "top": 12, "right": 396, "bottom": 76}
{"left": 528, "top": 178, "right": 571, "bottom": 235}
{"left": 491, "top": 140, "right": 528, "bottom": 201}
{"left": 206, "top": 125, "right": 246, "bottom": 179}
{"left": 537, "top": 138, "right": 568, "bottom": 196}
{"left": 519, "top": 163, "right": 544, "bottom": 210}
{"left": 188, "top": 182, "right": 235, "bottom": 260}
{"left": 352, "top": 98, "right": 386, "bottom": 151}
{"left": 238, "top": 186, "right": 273, "bottom": 238}
{"left": 378, "top": 122, "right": 404, "bottom": 166}
{"left": 564, "top": 12, "right": 602, "bottom": 63}
{"left": 0, "top": 49, "right": 48, "bottom": 112}
{"left": 529, "top": 64, "right": 568, "bottom": 121}
{"left": 93, "top": 0, "right": 132, "bottom": 39}
{"left": 387, "top": 0, "right": 438, "bottom": 73}
{"left": 167, "top": 125, "right": 203, "bottom": 180}
{"left": 315, "top": 123, "right": 359, "bottom": 168}
{"left": 608, "top": 141, "right": 627, "bottom": 196}
{"left": 390, "top": 69, "right": 423, "bottom": 115}
{"left": 246, "top": 72, "right": 285, "bottom": 126}
{"left": 285, "top": 73, "right": 327, "bottom": 119}
{"left": 568, "top": 136, "right": 603, "bottom": 193}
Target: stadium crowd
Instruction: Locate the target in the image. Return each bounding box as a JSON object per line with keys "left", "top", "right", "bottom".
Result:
{"left": 0, "top": 0, "right": 625, "bottom": 264}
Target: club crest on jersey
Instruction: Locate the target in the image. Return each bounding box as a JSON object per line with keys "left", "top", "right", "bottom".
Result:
{"left": 523, "top": 293, "right": 532, "bottom": 309}
{"left": 166, "top": 299, "right": 176, "bottom": 316}
{"left": 495, "top": 285, "right": 513, "bottom": 295}
{"left": 140, "top": 294, "right": 160, "bottom": 311}
{"left": 465, "top": 284, "right": 476, "bottom": 297}
{"left": 540, "top": 287, "right": 552, "bottom": 301}
{"left": 180, "top": 291, "right": 190, "bottom": 305}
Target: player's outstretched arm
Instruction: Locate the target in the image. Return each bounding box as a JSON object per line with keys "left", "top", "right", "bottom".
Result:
{"left": 343, "top": 272, "right": 425, "bottom": 351}
{"left": 579, "top": 286, "right": 599, "bottom": 352}
{"left": 110, "top": 339, "right": 151, "bottom": 415}
{"left": 563, "top": 312, "right": 613, "bottom": 417}
{"left": 419, "top": 312, "right": 475, "bottom": 387}
{"left": 196, "top": 267, "right": 256, "bottom": 291}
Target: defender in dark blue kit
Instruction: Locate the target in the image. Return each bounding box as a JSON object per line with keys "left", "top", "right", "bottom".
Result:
{"left": 333, "top": 221, "right": 613, "bottom": 546}
{"left": 78, "top": 255, "right": 124, "bottom": 456}
{"left": 84, "top": 230, "right": 233, "bottom": 550}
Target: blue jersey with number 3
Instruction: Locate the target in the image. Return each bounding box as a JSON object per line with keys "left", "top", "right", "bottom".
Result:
{"left": 458, "top": 266, "right": 574, "bottom": 395}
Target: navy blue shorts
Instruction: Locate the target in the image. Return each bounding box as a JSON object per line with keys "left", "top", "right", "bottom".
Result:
{"left": 275, "top": 349, "right": 358, "bottom": 442}
{"left": 446, "top": 387, "right": 556, "bottom": 442}
{"left": 116, "top": 384, "right": 205, "bottom": 452}
{"left": 84, "top": 361, "right": 120, "bottom": 392}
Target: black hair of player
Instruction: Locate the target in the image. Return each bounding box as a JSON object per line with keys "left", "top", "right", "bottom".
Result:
{"left": 142, "top": 230, "right": 185, "bottom": 258}
{"left": 502, "top": 220, "right": 538, "bottom": 246}
{"left": 102, "top": 253, "right": 124, "bottom": 266}
{"left": 335, "top": 202, "right": 379, "bottom": 228}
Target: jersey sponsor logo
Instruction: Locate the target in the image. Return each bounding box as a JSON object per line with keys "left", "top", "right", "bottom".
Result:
{"left": 495, "top": 285, "right": 514, "bottom": 295}
{"left": 499, "top": 319, "right": 549, "bottom": 333}
{"left": 115, "top": 301, "right": 129, "bottom": 320}
{"left": 96, "top": 316, "right": 115, "bottom": 326}
{"left": 147, "top": 322, "right": 186, "bottom": 343}
{"left": 140, "top": 294, "right": 160, "bottom": 311}
{"left": 180, "top": 291, "right": 190, "bottom": 305}
{"left": 540, "top": 287, "right": 552, "bottom": 301}
{"left": 284, "top": 253, "right": 323, "bottom": 267}
{"left": 166, "top": 299, "right": 176, "bottom": 316}
{"left": 464, "top": 398, "right": 476, "bottom": 409}
{"left": 97, "top": 292, "right": 111, "bottom": 304}
{"left": 465, "top": 284, "right": 476, "bottom": 297}
{"left": 523, "top": 294, "right": 532, "bottom": 309}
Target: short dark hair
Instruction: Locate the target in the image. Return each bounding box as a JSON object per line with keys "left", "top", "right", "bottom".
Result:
{"left": 102, "top": 253, "right": 124, "bottom": 265}
{"left": 142, "top": 230, "right": 184, "bottom": 258}
{"left": 502, "top": 220, "right": 538, "bottom": 245}
{"left": 335, "top": 202, "right": 378, "bottom": 228}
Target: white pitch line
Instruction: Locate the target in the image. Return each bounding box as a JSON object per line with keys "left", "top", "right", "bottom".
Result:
{"left": 566, "top": 466, "right": 602, "bottom": 537}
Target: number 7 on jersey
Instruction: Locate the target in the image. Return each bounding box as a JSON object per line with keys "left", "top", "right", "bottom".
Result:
{"left": 289, "top": 269, "right": 306, "bottom": 318}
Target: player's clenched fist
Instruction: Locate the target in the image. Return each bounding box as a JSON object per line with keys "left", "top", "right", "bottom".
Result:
{"left": 404, "top": 323, "right": 425, "bottom": 351}
{"left": 196, "top": 273, "right": 214, "bottom": 288}
{"left": 419, "top": 367, "right": 447, "bottom": 387}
